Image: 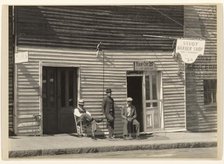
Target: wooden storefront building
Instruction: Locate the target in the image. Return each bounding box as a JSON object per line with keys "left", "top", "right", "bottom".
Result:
{"left": 8, "top": 5, "right": 217, "bottom": 136}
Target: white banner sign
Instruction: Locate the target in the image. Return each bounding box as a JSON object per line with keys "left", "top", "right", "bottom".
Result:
{"left": 15, "top": 51, "right": 29, "bottom": 64}
{"left": 176, "top": 39, "right": 205, "bottom": 64}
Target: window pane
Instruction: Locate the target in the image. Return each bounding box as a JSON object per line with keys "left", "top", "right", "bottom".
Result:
{"left": 49, "top": 69, "right": 56, "bottom": 107}
{"left": 153, "top": 102, "right": 158, "bottom": 107}
{"left": 152, "top": 74, "right": 157, "bottom": 100}
{"left": 204, "top": 79, "right": 217, "bottom": 105}
{"left": 146, "top": 102, "right": 151, "bottom": 107}
{"left": 61, "top": 70, "right": 65, "bottom": 107}
{"left": 145, "top": 75, "right": 150, "bottom": 100}
{"left": 42, "top": 68, "right": 47, "bottom": 107}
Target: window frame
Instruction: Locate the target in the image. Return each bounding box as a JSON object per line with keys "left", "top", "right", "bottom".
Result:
{"left": 203, "top": 79, "right": 217, "bottom": 107}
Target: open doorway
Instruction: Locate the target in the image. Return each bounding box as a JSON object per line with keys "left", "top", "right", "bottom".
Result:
{"left": 127, "top": 76, "right": 144, "bottom": 132}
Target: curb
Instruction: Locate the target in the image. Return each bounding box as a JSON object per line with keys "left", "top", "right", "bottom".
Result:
{"left": 9, "top": 141, "right": 217, "bottom": 158}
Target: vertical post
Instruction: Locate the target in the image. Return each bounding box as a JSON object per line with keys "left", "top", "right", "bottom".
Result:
{"left": 102, "top": 51, "right": 105, "bottom": 99}
{"left": 102, "top": 51, "right": 105, "bottom": 131}
{"left": 142, "top": 73, "right": 146, "bottom": 132}
{"left": 39, "top": 62, "right": 43, "bottom": 135}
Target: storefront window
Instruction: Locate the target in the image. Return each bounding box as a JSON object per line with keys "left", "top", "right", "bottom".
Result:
{"left": 152, "top": 74, "right": 157, "bottom": 100}
{"left": 145, "top": 75, "right": 150, "bottom": 100}
{"left": 145, "top": 72, "right": 159, "bottom": 107}
{"left": 204, "top": 79, "right": 216, "bottom": 106}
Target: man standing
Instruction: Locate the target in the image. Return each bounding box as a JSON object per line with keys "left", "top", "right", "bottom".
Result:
{"left": 102, "top": 88, "right": 115, "bottom": 139}
{"left": 121, "top": 97, "right": 140, "bottom": 139}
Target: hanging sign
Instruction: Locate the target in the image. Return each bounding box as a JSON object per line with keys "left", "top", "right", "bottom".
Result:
{"left": 134, "top": 61, "right": 156, "bottom": 71}
{"left": 15, "top": 51, "right": 29, "bottom": 64}
{"left": 175, "top": 39, "right": 205, "bottom": 64}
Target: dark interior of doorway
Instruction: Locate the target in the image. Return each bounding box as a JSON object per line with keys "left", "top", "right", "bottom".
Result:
{"left": 127, "top": 76, "right": 143, "bottom": 132}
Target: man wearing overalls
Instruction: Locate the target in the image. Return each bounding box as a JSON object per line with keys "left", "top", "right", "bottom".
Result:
{"left": 121, "top": 97, "right": 140, "bottom": 139}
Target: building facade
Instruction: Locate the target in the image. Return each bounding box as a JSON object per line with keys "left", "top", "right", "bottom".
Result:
{"left": 184, "top": 6, "right": 217, "bottom": 131}
{"left": 8, "top": 5, "right": 217, "bottom": 136}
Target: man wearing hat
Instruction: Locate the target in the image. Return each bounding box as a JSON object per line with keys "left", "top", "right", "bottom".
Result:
{"left": 121, "top": 97, "right": 140, "bottom": 139}
{"left": 102, "top": 88, "right": 115, "bottom": 139}
{"left": 74, "top": 99, "right": 98, "bottom": 139}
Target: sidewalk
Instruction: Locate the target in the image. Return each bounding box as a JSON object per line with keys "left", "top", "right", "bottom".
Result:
{"left": 8, "top": 132, "right": 217, "bottom": 158}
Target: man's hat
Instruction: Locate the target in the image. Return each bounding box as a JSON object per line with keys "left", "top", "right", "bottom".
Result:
{"left": 105, "top": 88, "right": 112, "bottom": 93}
{"left": 127, "top": 97, "right": 133, "bottom": 102}
{"left": 78, "top": 99, "right": 84, "bottom": 105}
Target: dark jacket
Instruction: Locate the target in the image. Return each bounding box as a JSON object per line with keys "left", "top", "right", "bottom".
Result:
{"left": 121, "top": 104, "right": 137, "bottom": 120}
{"left": 102, "top": 96, "right": 115, "bottom": 121}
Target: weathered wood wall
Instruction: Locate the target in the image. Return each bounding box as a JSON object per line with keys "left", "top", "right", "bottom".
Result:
{"left": 13, "top": 6, "right": 186, "bottom": 135}
{"left": 15, "top": 47, "right": 186, "bottom": 135}
{"left": 15, "top": 6, "right": 183, "bottom": 51}
{"left": 184, "top": 5, "right": 217, "bottom": 131}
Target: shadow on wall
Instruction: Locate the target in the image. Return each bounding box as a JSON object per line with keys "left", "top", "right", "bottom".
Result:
{"left": 186, "top": 64, "right": 208, "bottom": 132}
{"left": 16, "top": 7, "right": 59, "bottom": 47}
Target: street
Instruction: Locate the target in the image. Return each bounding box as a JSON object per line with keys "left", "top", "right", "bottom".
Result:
{"left": 25, "top": 147, "right": 217, "bottom": 159}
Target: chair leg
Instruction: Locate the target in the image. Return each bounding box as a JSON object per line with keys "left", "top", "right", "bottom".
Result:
{"left": 80, "top": 121, "right": 83, "bottom": 135}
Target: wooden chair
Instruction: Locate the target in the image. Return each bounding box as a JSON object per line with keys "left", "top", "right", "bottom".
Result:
{"left": 74, "top": 115, "right": 84, "bottom": 136}
{"left": 74, "top": 114, "right": 106, "bottom": 137}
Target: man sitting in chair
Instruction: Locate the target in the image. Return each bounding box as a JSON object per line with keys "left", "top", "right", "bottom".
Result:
{"left": 121, "top": 97, "right": 140, "bottom": 140}
{"left": 74, "top": 99, "right": 101, "bottom": 140}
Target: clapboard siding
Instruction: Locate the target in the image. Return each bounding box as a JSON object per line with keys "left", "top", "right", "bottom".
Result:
{"left": 184, "top": 6, "right": 217, "bottom": 132}
{"left": 13, "top": 6, "right": 186, "bottom": 135}
{"left": 16, "top": 61, "right": 40, "bottom": 135}
{"left": 15, "top": 6, "right": 183, "bottom": 51}
{"left": 15, "top": 46, "right": 185, "bottom": 135}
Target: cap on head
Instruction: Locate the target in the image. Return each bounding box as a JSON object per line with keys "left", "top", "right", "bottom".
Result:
{"left": 106, "top": 88, "right": 112, "bottom": 93}
{"left": 127, "top": 97, "right": 133, "bottom": 102}
{"left": 78, "top": 99, "right": 84, "bottom": 105}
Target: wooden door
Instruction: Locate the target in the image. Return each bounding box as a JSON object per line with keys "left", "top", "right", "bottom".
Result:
{"left": 143, "top": 71, "right": 162, "bottom": 132}
{"left": 42, "top": 67, "right": 77, "bottom": 134}
{"left": 42, "top": 67, "right": 58, "bottom": 134}
{"left": 57, "top": 68, "right": 77, "bottom": 133}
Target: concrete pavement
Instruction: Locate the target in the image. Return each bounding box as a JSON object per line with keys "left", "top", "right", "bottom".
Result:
{"left": 8, "top": 132, "right": 217, "bottom": 158}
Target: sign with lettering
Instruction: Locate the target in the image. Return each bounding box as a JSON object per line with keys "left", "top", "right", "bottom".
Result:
{"left": 134, "top": 61, "right": 155, "bottom": 71}
{"left": 15, "top": 51, "right": 29, "bottom": 64}
{"left": 175, "top": 39, "right": 205, "bottom": 64}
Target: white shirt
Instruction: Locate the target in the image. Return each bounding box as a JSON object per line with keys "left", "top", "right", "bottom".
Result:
{"left": 127, "top": 106, "right": 131, "bottom": 117}
{"left": 74, "top": 107, "right": 91, "bottom": 118}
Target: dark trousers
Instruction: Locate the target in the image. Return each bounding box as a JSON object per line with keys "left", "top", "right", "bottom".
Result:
{"left": 123, "top": 119, "right": 140, "bottom": 137}
{"left": 107, "top": 121, "right": 114, "bottom": 138}
{"left": 106, "top": 112, "right": 114, "bottom": 138}
{"left": 80, "top": 113, "right": 96, "bottom": 136}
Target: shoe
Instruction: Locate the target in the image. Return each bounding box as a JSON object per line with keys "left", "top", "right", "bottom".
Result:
{"left": 95, "top": 118, "right": 103, "bottom": 123}
{"left": 126, "top": 136, "right": 133, "bottom": 140}
{"left": 135, "top": 136, "right": 140, "bottom": 140}
{"left": 91, "top": 136, "right": 97, "bottom": 140}
{"left": 108, "top": 136, "right": 115, "bottom": 140}
{"left": 123, "top": 137, "right": 128, "bottom": 140}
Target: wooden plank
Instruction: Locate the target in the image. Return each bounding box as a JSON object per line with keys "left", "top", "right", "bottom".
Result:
{"left": 16, "top": 6, "right": 183, "bottom": 51}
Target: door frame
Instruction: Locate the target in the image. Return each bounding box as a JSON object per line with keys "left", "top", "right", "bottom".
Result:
{"left": 142, "top": 71, "right": 164, "bottom": 132}
{"left": 126, "top": 70, "right": 164, "bottom": 133}
{"left": 126, "top": 72, "right": 144, "bottom": 132}
{"left": 39, "top": 62, "right": 80, "bottom": 135}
